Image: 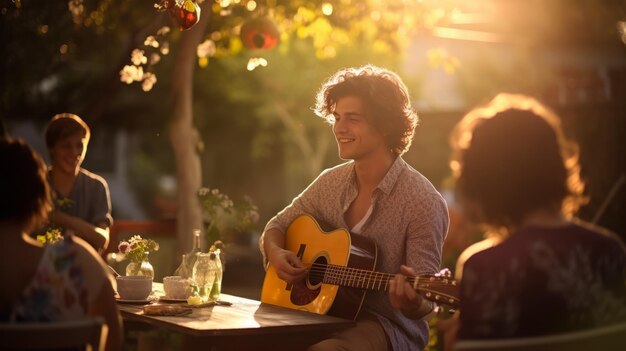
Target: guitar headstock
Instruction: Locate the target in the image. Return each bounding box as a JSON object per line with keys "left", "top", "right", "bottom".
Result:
{"left": 414, "top": 269, "right": 460, "bottom": 309}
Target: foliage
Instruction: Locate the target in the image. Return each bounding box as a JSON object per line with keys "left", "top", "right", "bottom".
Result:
{"left": 36, "top": 228, "right": 63, "bottom": 245}
{"left": 118, "top": 235, "right": 160, "bottom": 263}
{"left": 0, "top": 0, "right": 457, "bottom": 219}
{"left": 208, "top": 239, "right": 224, "bottom": 254}
{"left": 113, "top": 0, "right": 456, "bottom": 90}
{"left": 197, "top": 187, "right": 259, "bottom": 243}
{"left": 37, "top": 197, "right": 75, "bottom": 245}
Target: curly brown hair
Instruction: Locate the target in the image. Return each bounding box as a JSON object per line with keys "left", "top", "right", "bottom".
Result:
{"left": 0, "top": 138, "right": 52, "bottom": 229}
{"left": 450, "top": 94, "right": 586, "bottom": 230}
{"left": 313, "top": 65, "right": 418, "bottom": 155}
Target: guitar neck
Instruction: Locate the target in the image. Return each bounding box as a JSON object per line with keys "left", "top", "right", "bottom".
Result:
{"left": 314, "top": 263, "right": 395, "bottom": 291}
{"left": 309, "top": 262, "right": 460, "bottom": 308}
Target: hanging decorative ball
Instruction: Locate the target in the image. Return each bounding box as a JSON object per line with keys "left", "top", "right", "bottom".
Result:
{"left": 240, "top": 16, "right": 280, "bottom": 50}
{"left": 170, "top": 0, "right": 201, "bottom": 31}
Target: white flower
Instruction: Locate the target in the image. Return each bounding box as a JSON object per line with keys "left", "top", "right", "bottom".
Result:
{"left": 150, "top": 53, "right": 161, "bottom": 65}
{"left": 144, "top": 35, "right": 160, "bottom": 48}
{"left": 247, "top": 57, "right": 268, "bottom": 71}
{"left": 160, "top": 42, "right": 170, "bottom": 55}
{"left": 157, "top": 26, "right": 171, "bottom": 36}
{"left": 131, "top": 49, "right": 147, "bottom": 66}
{"left": 119, "top": 65, "right": 143, "bottom": 84}
{"left": 142, "top": 72, "right": 157, "bottom": 92}
{"left": 197, "top": 39, "right": 216, "bottom": 58}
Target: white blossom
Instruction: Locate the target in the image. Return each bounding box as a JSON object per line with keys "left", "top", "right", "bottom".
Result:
{"left": 144, "top": 35, "right": 160, "bottom": 48}
{"left": 142, "top": 72, "right": 157, "bottom": 92}
{"left": 150, "top": 53, "right": 161, "bottom": 65}
{"left": 197, "top": 39, "right": 216, "bottom": 58}
{"left": 119, "top": 65, "right": 143, "bottom": 84}
{"left": 246, "top": 57, "right": 268, "bottom": 71}
{"left": 160, "top": 42, "right": 170, "bottom": 55}
{"left": 157, "top": 26, "right": 171, "bottom": 36}
{"left": 131, "top": 49, "right": 147, "bottom": 66}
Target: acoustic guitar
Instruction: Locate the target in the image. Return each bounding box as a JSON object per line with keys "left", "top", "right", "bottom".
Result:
{"left": 261, "top": 214, "right": 460, "bottom": 320}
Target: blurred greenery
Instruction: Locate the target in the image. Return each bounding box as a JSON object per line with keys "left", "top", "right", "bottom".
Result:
{"left": 2, "top": 0, "right": 624, "bottom": 238}
{"left": 2, "top": 0, "right": 624, "bottom": 252}
{"left": 2, "top": 1, "right": 626, "bottom": 350}
{"left": 0, "top": 0, "right": 445, "bottom": 222}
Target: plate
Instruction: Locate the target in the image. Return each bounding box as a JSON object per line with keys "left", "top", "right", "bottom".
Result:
{"left": 159, "top": 297, "right": 188, "bottom": 303}
{"left": 143, "top": 304, "right": 193, "bottom": 316}
{"left": 116, "top": 298, "right": 151, "bottom": 304}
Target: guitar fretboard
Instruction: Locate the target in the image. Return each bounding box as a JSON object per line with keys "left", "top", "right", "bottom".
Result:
{"left": 332, "top": 263, "right": 392, "bottom": 290}
{"left": 307, "top": 262, "right": 459, "bottom": 307}
{"left": 309, "top": 263, "right": 415, "bottom": 291}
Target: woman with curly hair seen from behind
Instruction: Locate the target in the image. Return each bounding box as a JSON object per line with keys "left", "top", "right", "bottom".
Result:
{"left": 444, "top": 94, "right": 626, "bottom": 349}
{"left": 0, "top": 138, "right": 122, "bottom": 351}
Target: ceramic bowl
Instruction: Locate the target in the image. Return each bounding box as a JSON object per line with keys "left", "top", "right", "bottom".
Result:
{"left": 163, "top": 276, "right": 193, "bottom": 300}
{"left": 116, "top": 275, "right": 153, "bottom": 300}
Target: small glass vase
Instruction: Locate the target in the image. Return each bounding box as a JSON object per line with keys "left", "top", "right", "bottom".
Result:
{"left": 208, "top": 251, "right": 222, "bottom": 301}
{"left": 126, "top": 259, "right": 154, "bottom": 278}
{"left": 174, "top": 254, "right": 191, "bottom": 279}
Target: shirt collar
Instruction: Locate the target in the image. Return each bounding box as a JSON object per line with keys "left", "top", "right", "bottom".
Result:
{"left": 377, "top": 156, "right": 405, "bottom": 195}
{"left": 345, "top": 156, "right": 405, "bottom": 195}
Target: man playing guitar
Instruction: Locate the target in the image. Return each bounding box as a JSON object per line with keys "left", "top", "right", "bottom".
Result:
{"left": 260, "top": 65, "right": 449, "bottom": 351}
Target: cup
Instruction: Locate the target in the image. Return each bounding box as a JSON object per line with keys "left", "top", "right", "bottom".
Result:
{"left": 163, "top": 276, "right": 193, "bottom": 299}
{"left": 116, "top": 276, "right": 153, "bottom": 300}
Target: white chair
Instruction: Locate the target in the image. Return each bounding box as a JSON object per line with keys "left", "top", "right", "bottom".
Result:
{"left": 0, "top": 318, "right": 108, "bottom": 351}
{"left": 455, "top": 322, "right": 626, "bottom": 351}
{"left": 455, "top": 323, "right": 626, "bottom": 351}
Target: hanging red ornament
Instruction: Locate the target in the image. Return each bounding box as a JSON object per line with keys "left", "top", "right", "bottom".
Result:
{"left": 240, "top": 16, "right": 280, "bottom": 50}
{"left": 169, "top": 0, "right": 201, "bottom": 31}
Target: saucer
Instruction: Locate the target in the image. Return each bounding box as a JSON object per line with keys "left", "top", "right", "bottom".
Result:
{"left": 143, "top": 304, "right": 192, "bottom": 316}
{"left": 116, "top": 297, "right": 151, "bottom": 304}
{"left": 159, "top": 296, "right": 188, "bottom": 303}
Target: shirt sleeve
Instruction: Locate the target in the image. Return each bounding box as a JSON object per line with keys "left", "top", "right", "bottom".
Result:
{"left": 90, "top": 176, "right": 113, "bottom": 228}
{"left": 260, "top": 170, "right": 331, "bottom": 266}
{"left": 405, "top": 193, "right": 449, "bottom": 276}
{"left": 263, "top": 170, "right": 330, "bottom": 234}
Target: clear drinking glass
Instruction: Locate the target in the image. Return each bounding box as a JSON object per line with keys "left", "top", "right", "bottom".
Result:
{"left": 192, "top": 253, "right": 215, "bottom": 301}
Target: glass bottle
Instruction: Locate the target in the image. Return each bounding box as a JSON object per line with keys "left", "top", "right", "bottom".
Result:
{"left": 208, "top": 251, "right": 222, "bottom": 301}
{"left": 173, "top": 253, "right": 190, "bottom": 278}
{"left": 184, "top": 229, "right": 202, "bottom": 275}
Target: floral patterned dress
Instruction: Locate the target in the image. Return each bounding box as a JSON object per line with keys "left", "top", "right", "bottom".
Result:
{"left": 459, "top": 223, "right": 626, "bottom": 339}
{"left": 11, "top": 236, "right": 88, "bottom": 322}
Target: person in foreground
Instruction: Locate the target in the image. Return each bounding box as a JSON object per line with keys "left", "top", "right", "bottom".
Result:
{"left": 445, "top": 94, "right": 626, "bottom": 345}
{"left": 260, "top": 65, "right": 449, "bottom": 351}
{"left": 44, "top": 113, "right": 113, "bottom": 251}
{"left": 0, "top": 138, "right": 122, "bottom": 351}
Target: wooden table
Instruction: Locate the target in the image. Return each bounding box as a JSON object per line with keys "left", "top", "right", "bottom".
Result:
{"left": 118, "top": 285, "right": 354, "bottom": 350}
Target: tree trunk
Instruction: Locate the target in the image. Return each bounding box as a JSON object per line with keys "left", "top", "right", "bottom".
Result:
{"left": 169, "top": 3, "right": 211, "bottom": 254}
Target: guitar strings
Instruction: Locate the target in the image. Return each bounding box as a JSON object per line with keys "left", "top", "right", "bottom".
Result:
{"left": 301, "top": 262, "right": 459, "bottom": 304}
{"left": 305, "top": 262, "right": 458, "bottom": 290}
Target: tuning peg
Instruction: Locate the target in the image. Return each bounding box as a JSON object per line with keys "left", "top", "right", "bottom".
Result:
{"left": 448, "top": 309, "right": 456, "bottom": 314}
{"left": 437, "top": 268, "right": 452, "bottom": 278}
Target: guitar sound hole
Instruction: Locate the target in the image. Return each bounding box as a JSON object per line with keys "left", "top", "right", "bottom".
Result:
{"left": 308, "top": 256, "right": 328, "bottom": 286}
{"left": 290, "top": 254, "right": 327, "bottom": 306}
